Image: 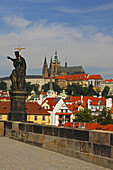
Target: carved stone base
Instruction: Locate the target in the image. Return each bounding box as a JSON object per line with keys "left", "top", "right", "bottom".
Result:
{"left": 8, "top": 91, "right": 27, "bottom": 122}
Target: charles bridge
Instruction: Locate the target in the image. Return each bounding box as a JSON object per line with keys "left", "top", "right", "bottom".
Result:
{"left": 0, "top": 120, "right": 113, "bottom": 169}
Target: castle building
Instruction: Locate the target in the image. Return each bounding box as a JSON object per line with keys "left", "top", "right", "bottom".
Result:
{"left": 42, "top": 51, "right": 85, "bottom": 78}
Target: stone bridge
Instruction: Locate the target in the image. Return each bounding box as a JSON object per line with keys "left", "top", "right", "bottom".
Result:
{"left": 0, "top": 121, "right": 113, "bottom": 169}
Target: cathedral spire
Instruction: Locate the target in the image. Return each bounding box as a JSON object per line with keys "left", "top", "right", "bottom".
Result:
{"left": 44, "top": 55, "right": 47, "bottom": 64}
{"left": 65, "top": 57, "right": 67, "bottom": 67}
{"left": 42, "top": 55, "right": 48, "bottom": 77}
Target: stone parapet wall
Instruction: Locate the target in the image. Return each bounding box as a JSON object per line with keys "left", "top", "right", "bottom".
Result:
{"left": 1, "top": 121, "right": 113, "bottom": 169}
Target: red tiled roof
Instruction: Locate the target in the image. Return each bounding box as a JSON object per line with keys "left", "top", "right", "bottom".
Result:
{"left": 55, "top": 74, "right": 103, "bottom": 81}
{"left": 0, "top": 101, "right": 50, "bottom": 115}
{"left": 64, "top": 96, "right": 106, "bottom": 112}
{"left": 0, "top": 96, "right": 10, "bottom": 101}
{"left": 65, "top": 74, "right": 89, "bottom": 81}
{"left": 103, "top": 79, "right": 113, "bottom": 82}
{"left": 44, "top": 77, "right": 55, "bottom": 79}
{"left": 87, "top": 74, "right": 103, "bottom": 80}
{"left": 40, "top": 92, "right": 47, "bottom": 95}
{"left": 110, "top": 103, "right": 113, "bottom": 113}
{"left": 55, "top": 76, "right": 66, "bottom": 80}
{"left": 55, "top": 112, "right": 72, "bottom": 115}
{"left": 26, "top": 102, "right": 50, "bottom": 115}
{"left": 41, "top": 97, "right": 58, "bottom": 111}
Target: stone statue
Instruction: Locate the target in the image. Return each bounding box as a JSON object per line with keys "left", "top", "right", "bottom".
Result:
{"left": 7, "top": 51, "right": 26, "bottom": 91}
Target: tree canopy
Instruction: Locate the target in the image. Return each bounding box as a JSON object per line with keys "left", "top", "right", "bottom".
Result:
{"left": 41, "top": 82, "right": 62, "bottom": 93}
{"left": 25, "top": 81, "right": 39, "bottom": 95}
{"left": 0, "top": 81, "right": 7, "bottom": 91}
{"left": 74, "top": 108, "right": 92, "bottom": 122}
{"left": 66, "top": 84, "right": 98, "bottom": 96}
{"left": 97, "top": 107, "right": 113, "bottom": 125}
{"left": 102, "top": 86, "right": 110, "bottom": 98}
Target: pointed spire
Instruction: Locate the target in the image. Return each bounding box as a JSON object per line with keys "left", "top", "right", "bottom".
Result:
{"left": 55, "top": 50, "right": 57, "bottom": 60}
{"left": 50, "top": 56, "right": 52, "bottom": 64}
{"left": 49, "top": 57, "right": 52, "bottom": 68}
{"left": 49, "top": 76, "right": 53, "bottom": 91}
{"left": 65, "top": 57, "right": 67, "bottom": 67}
{"left": 55, "top": 50, "right": 57, "bottom": 56}
{"left": 44, "top": 55, "right": 47, "bottom": 64}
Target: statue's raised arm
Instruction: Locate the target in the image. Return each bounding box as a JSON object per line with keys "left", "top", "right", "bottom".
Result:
{"left": 7, "top": 50, "right": 27, "bottom": 91}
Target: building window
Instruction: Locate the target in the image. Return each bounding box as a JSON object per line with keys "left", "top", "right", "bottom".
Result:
{"left": 42, "top": 116, "right": 45, "bottom": 121}
{"left": 0, "top": 115, "right": 2, "bottom": 119}
{"left": 35, "top": 116, "right": 37, "bottom": 120}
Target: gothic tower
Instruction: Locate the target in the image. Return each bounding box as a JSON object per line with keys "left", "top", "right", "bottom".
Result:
{"left": 42, "top": 56, "right": 48, "bottom": 77}
{"left": 49, "top": 51, "right": 60, "bottom": 77}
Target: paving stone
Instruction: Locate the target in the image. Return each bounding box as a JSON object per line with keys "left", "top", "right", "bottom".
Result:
{"left": 0, "top": 137, "right": 110, "bottom": 170}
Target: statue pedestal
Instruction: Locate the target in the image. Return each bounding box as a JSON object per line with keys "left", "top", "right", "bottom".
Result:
{"left": 8, "top": 91, "right": 27, "bottom": 122}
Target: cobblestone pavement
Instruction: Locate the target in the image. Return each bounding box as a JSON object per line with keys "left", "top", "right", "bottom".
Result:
{"left": 0, "top": 137, "right": 110, "bottom": 170}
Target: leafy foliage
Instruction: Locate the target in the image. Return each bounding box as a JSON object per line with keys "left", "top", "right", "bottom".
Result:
{"left": 102, "top": 86, "right": 110, "bottom": 98}
{"left": 74, "top": 108, "right": 93, "bottom": 122}
{"left": 66, "top": 84, "right": 97, "bottom": 96}
{"left": 25, "top": 81, "right": 39, "bottom": 95}
{"left": 97, "top": 107, "right": 113, "bottom": 125}
{"left": 0, "top": 81, "right": 7, "bottom": 91}
{"left": 41, "top": 82, "right": 62, "bottom": 93}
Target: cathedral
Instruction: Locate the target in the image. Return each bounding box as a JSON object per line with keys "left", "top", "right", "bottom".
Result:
{"left": 42, "top": 51, "right": 85, "bottom": 77}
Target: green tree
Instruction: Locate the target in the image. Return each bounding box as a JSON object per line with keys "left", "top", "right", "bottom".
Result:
{"left": 74, "top": 108, "right": 92, "bottom": 122}
{"left": 41, "top": 82, "right": 62, "bottom": 93}
{"left": 25, "top": 82, "right": 40, "bottom": 95}
{"left": 88, "top": 84, "right": 98, "bottom": 96}
{"left": 102, "top": 86, "right": 110, "bottom": 98}
{"left": 97, "top": 107, "right": 113, "bottom": 125}
{"left": 0, "top": 81, "right": 7, "bottom": 91}
{"left": 66, "top": 84, "right": 97, "bottom": 96}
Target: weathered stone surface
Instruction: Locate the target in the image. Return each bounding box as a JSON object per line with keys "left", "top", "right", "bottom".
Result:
{"left": 8, "top": 91, "right": 27, "bottom": 122}
{"left": 80, "top": 141, "right": 92, "bottom": 154}
{"left": 59, "top": 127, "right": 66, "bottom": 137}
{"left": 25, "top": 132, "right": 34, "bottom": 142}
{"left": 26, "top": 124, "right": 33, "bottom": 132}
{"left": 33, "top": 125, "right": 42, "bottom": 134}
{"left": 0, "top": 121, "right": 4, "bottom": 136}
{"left": 93, "top": 143, "right": 111, "bottom": 158}
{"left": 73, "top": 129, "right": 89, "bottom": 141}
{"left": 19, "top": 123, "right": 25, "bottom": 131}
{"left": 12, "top": 122, "right": 19, "bottom": 131}
{"left": 59, "top": 127, "right": 73, "bottom": 139}
{"left": 110, "top": 133, "right": 113, "bottom": 146}
{"left": 5, "top": 129, "right": 11, "bottom": 137}
{"left": 74, "top": 140, "right": 80, "bottom": 151}
{"left": 89, "top": 131, "right": 110, "bottom": 145}
{"left": 57, "top": 138, "right": 67, "bottom": 148}
{"left": 66, "top": 139, "right": 75, "bottom": 150}
{"left": 42, "top": 126, "right": 52, "bottom": 135}
{"left": 20, "top": 131, "right": 26, "bottom": 141}
{"left": 6, "top": 121, "right": 12, "bottom": 129}
{"left": 52, "top": 127, "right": 59, "bottom": 136}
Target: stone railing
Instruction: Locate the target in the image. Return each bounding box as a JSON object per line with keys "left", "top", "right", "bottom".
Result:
{"left": 0, "top": 121, "right": 113, "bottom": 169}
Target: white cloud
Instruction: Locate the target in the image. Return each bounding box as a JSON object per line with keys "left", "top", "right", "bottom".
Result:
{"left": 0, "top": 16, "right": 113, "bottom": 77}
{"left": 57, "top": 3, "right": 113, "bottom": 14}
{"left": 4, "top": 16, "right": 31, "bottom": 29}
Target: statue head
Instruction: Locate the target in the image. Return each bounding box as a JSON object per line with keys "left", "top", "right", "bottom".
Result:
{"left": 15, "top": 51, "right": 19, "bottom": 58}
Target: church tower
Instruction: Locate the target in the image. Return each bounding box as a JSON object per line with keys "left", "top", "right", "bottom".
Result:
{"left": 42, "top": 56, "right": 48, "bottom": 77}
{"left": 49, "top": 51, "right": 60, "bottom": 77}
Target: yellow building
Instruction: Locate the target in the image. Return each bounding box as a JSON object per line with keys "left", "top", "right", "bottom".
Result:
{"left": 0, "top": 101, "right": 50, "bottom": 125}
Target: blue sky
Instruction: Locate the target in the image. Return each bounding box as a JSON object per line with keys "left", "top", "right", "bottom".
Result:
{"left": 0, "top": 0, "right": 113, "bottom": 79}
